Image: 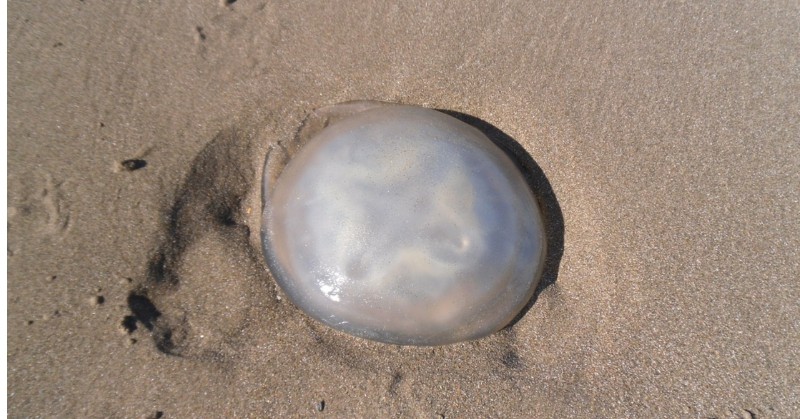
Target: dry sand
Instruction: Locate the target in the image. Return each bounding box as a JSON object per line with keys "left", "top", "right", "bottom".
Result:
{"left": 7, "top": 1, "right": 800, "bottom": 417}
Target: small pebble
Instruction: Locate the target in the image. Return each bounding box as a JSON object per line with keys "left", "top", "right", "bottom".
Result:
{"left": 120, "top": 159, "right": 147, "bottom": 171}
{"left": 90, "top": 295, "right": 105, "bottom": 306}
{"left": 315, "top": 400, "right": 325, "bottom": 412}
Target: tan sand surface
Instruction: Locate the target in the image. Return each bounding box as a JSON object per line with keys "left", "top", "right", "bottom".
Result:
{"left": 7, "top": 1, "right": 799, "bottom": 417}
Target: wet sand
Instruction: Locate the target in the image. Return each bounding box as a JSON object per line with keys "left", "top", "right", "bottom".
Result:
{"left": 7, "top": 1, "right": 799, "bottom": 417}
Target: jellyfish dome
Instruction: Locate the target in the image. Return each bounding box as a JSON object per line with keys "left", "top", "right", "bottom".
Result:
{"left": 261, "top": 103, "right": 545, "bottom": 345}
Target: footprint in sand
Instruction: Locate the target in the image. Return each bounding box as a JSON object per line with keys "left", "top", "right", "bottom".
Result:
{"left": 8, "top": 171, "right": 71, "bottom": 245}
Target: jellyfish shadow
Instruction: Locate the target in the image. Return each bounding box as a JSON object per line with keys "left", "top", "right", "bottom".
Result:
{"left": 438, "top": 110, "right": 564, "bottom": 327}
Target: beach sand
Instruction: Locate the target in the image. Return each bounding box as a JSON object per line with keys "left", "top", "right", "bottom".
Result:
{"left": 7, "top": 1, "right": 799, "bottom": 417}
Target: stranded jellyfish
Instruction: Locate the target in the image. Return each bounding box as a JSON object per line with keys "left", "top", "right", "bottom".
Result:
{"left": 261, "top": 102, "right": 545, "bottom": 345}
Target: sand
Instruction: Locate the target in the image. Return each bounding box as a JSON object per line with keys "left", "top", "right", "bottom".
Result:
{"left": 7, "top": 1, "right": 799, "bottom": 417}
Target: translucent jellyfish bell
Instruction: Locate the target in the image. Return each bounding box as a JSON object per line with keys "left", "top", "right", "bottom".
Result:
{"left": 261, "top": 102, "right": 546, "bottom": 345}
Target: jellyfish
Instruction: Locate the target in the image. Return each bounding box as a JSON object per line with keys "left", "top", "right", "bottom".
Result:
{"left": 261, "top": 102, "right": 545, "bottom": 345}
